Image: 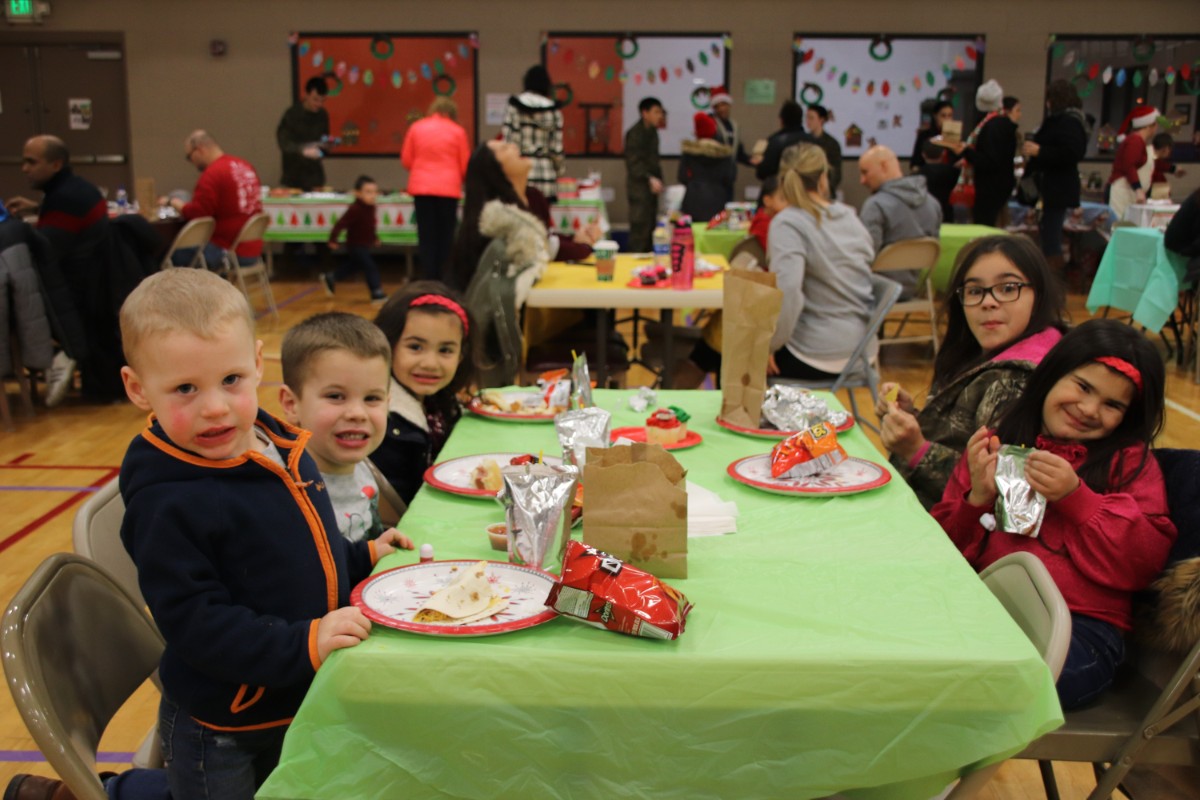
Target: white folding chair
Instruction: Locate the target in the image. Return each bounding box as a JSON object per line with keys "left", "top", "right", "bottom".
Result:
{"left": 872, "top": 237, "right": 942, "bottom": 353}
{"left": 160, "top": 216, "right": 216, "bottom": 270}
{"left": 222, "top": 212, "right": 277, "bottom": 320}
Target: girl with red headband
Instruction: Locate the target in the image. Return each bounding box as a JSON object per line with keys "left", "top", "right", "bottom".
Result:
{"left": 372, "top": 281, "right": 476, "bottom": 505}
{"left": 933, "top": 318, "right": 1176, "bottom": 710}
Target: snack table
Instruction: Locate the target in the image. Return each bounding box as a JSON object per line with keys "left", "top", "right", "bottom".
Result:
{"left": 258, "top": 390, "right": 1062, "bottom": 800}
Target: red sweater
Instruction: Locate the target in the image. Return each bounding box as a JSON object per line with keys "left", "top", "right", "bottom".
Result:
{"left": 181, "top": 154, "right": 263, "bottom": 257}
{"left": 328, "top": 199, "right": 378, "bottom": 247}
{"left": 932, "top": 437, "right": 1177, "bottom": 631}
{"left": 749, "top": 209, "right": 772, "bottom": 251}
{"left": 1107, "top": 134, "right": 1149, "bottom": 190}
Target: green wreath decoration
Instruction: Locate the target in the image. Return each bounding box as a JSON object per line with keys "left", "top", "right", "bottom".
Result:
{"left": 1179, "top": 74, "right": 1200, "bottom": 97}
{"left": 869, "top": 37, "right": 893, "bottom": 62}
{"left": 690, "top": 86, "right": 711, "bottom": 109}
{"left": 1071, "top": 74, "right": 1095, "bottom": 98}
{"left": 370, "top": 35, "right": 394, "bottom": 60}
{"left": 615, "top": 36, "right": 639, "bottom": 60}
{"left": 432, "top": 74, "right": 456, "bottom": 97}
{"left": 799, "top": 82, "right": 824, "bottom": 107}
{"left": 1131, "top": 37, "right": 1155, "bottom": 63}
{"left": 324, "top": 72, "right": 344, "bottom": 97}
{"left": 553, "top": 82, "right": 574, "bottom": 107}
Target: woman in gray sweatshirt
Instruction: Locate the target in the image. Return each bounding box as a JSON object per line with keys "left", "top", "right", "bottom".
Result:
{"left": 767, "top": 143, "right": 876, "bottom": 380}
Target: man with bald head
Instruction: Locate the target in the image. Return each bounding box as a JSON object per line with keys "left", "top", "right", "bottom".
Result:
{"left": 858, "top": 144, "right": 942, "bottom": 298}
{"left": 165, "top": 129, "right": 263, "bottom": 268}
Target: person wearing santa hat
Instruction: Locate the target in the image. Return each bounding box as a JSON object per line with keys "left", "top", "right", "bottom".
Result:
{"left": 1107, "top": 104, "right": 1159, "bottom": 219}
{"left": 679, "top": 112, "right": 735, "bottom": 222}
{"left": 709, "top": 86, "right": 752, "bottom": 204}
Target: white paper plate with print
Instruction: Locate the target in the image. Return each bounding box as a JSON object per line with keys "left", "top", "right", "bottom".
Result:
{"left": 726, "top": 454, "right": 891, "bottom": 496}
{"left": 351, "top": 560, "right": 559, "bottom": 636}
{"left": 716, "top": 414, "right": 855, "bottom": 438}
{"left": 467, "top": 391, "right": 560, "bottom": 422}
{"left": 424, "top": 453, "right": 565, "bottom": 498}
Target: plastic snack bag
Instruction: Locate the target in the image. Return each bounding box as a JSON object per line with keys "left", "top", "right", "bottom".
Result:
{"left": 994, "top": 444, "right": 1046, "bottom": 537}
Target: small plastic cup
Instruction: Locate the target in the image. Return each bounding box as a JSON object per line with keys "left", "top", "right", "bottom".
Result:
{"left": 486, "top": 523, "right": 508, "bottom": 552}
{"left": 593, "top": 240, "right": 619, "bottom": 282}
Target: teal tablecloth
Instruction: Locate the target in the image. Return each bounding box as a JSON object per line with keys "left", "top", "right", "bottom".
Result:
{"left": 258, "top": 390, "right": 1061, "bottom": 800}
{"left": 1086, "top": 226, "right": 1190, "bottom": 333}
{"left": 934, "top": 223, "right": 1008, "bottom": 292}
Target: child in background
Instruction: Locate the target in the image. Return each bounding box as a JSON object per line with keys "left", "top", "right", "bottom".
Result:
{"left": 322, "top": 175, "right": 386, "bottom": 304}
{"left": 1151, "top": 133, "right": 1186, "bottom": 189}
{"left": 748, "top": 174, "right": 783, "bottom": 252}
{"left": 371, "top": 280, "right": 477, "bottom": 505}
{"left": 932, "top": 319, "right": 1176, "bottom": 710}
{"left": 117, "top": 269, "right": 410, "bottom": 800}
{"left": 279, "top": 311, "right": 417, "bottom": 542}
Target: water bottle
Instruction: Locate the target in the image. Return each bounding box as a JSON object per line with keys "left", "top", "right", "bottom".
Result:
{"left": 652, "top": 220, "right": 671, "bottom": 272}
{"left": 669, "top": 216, "right": 695, "bottom": 291}
{"left": 115, "top": 186, "right": 128, "bottom": 211}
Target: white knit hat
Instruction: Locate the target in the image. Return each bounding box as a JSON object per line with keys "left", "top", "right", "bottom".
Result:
{"left": 975, "top": 80, "right": 1003, "bottom": 112}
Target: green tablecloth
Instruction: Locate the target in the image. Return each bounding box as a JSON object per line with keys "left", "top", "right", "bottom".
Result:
{"left": 1086, "top": 226, "right": 1190, "bottom": 333}
{"left": 258, "top": 390, "right": 1061, "bottom": 800}
{"left": 692, "top": 222, "right": 747, "bottom": 259}
{"left": 934, "top": 223, "right": 1008, "bottom": 292}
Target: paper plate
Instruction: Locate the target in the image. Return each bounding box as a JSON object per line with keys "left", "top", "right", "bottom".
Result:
{"left": 467, "top": 391, "right": 560, "bottom": 422}
{"left": 715, "top": 414, "right": 856, "bottom": 438}
{"left": 727, "top": 454, "right": 891, "bottom": 496}
{"left": 610, "top": 426, "right": 702, "bottom": 450}
{"left": 424, "top": 453, "right": 565, "bottom": 498}
{"left": 352, "top": 560, "right": 559, "bottom": 636}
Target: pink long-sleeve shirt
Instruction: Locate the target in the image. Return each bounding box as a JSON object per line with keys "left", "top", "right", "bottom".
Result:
{"left": 401, "top": 114, "right": 470, "bottom": 199}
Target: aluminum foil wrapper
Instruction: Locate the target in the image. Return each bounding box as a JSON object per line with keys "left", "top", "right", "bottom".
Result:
{"left": 498, "top": 463, "right": 579, "bottom": 570}
{"left": 570, "top": 352, "right": 594, "bottom": 409}
{"left": 995, "top": 445, "right": 1046, "bottom": 537}
{"left": 628, "top": 386, "right": 657, "bottom": 413}
{"left": 555, "top": 407, "right": 612, "bottom": 468}
{"left": 760, "top": 385, "right": 849, "bottom": 431}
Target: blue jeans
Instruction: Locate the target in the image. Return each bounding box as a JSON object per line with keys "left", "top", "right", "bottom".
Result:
{"left": 1039, "top": 206, "right": 1069, "bottom": 258}
{"left": 159, "top": 697, "right": 286, "bottom": 800}
{"left": 1057, "top": 613, "right": 1125, "bottom": 710}
{"left": 333, "top": 244, "right": 382, "bottom": 293}
{"left": 104, "top": 768, "right": 171, "bottom": 800}
{"left": 171, "top": 243, "right": 256, "bottom": 270}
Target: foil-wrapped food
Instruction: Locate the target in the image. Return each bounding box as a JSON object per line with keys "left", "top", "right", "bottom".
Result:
{"left": 761, "top": 385, "right": 849, "bottom": 431}
{"left": 994, "top": 445, "right": 1046, "bottom": 537}
{"left": 498, "top": 462, "right": 580, "bottom": 569}
{"left": 555, "top": 406, "right": 612, "bottom": 468}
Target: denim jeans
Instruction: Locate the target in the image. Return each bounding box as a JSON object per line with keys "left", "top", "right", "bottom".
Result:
{"left": 1057, "top": 613, "right": 1125, "bottom": 710}
{"left": 1039, "top": 206, "right": 1069, "bottom": 258}
{"left": 333, "top": 244, "right": 382, "bottom": 293}
{"left": 158, "top": 697, "right": 286, "bottom": 800}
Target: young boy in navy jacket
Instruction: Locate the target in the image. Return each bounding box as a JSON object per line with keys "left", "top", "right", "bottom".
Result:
{"left": 117, "top": 269, "right": 411, "bottom": 800}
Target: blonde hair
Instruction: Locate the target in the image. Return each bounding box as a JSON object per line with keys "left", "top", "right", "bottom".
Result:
{"left": 427, "top": 97, "right": 458, "bottom": 120}
{"left": 779, "top": 143, "right": 829, "bottom": 226}
{"left": 281, "top": 311, "right": 391, "bottom": 393}
{"left": 120, "top": 270, "right": 254, "bottom": 368}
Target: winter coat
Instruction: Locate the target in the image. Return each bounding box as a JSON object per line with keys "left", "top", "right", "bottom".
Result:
{"left": 0, "top": 217, "right": 54, "bottom": 374}
{"left": 502, "top": 92, "right": 564, "bottom": 198}
{"left": 678, "top": 138, "right": 734, "bottom": 222}
{"left": 1028, "top": 109, "right": 1088, "bottom": 210}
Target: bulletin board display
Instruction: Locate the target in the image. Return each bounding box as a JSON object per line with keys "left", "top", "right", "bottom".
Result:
{"left": 290, "top": 32, "right": 478, "bottom": 157}
{"left": 792, "top": 34, "right": 985, "bottom": 158}
{"left": 543, "top": 33, "right": 729, "bottom": 157}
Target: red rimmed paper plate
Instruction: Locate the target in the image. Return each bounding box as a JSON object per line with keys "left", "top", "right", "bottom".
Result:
{"left": 352, "top": 560, "right": 559, "bottom": 637}
{"left": 424, "top": 453, "right": 566, "bottom": 499}
{"left": 716, "top": 414, "right": 855, "bottom": 438}
{"left": 727, "top": 454, "right": 891, "bottom": 496}
{"left": 466, "top": 391, "right": 561, "bottom": 422}
{"left": 610, "top": 426, "right": 702, "bottom": 450}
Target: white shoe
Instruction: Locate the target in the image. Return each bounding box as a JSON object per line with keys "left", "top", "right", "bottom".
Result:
{"left": 45, "top": 351, "right": 76, "bottom": 408}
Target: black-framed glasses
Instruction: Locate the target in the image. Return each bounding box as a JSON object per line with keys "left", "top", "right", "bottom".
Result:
{"left": 956, "top": 282, "right": 1032, "bottom": 307}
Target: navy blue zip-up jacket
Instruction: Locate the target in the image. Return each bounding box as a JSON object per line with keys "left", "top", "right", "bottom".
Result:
{"left": 119, "top": 409, "right": 379, "bottom": 731}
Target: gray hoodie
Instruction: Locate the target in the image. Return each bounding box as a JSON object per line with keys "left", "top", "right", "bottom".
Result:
{"left": 767, "top": 203, "right": 876, "bottom": 373}
{"left": 859, "top": 175, "right": 942, "bottom": 297}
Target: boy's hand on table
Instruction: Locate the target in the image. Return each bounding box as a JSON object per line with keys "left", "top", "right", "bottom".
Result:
{"left": 317, "top": 606, "right": 372, "bottom": 662}
{"left": 374, "top": 528, "right": 415, "bottom": 558}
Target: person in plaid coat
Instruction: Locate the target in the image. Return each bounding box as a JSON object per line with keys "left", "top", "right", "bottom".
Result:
{"left": 502, "top": 66, "right": 564, "bottom": 199}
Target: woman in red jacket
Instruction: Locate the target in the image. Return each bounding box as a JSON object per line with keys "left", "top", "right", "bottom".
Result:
{"left": 402, "top": 97, "right": 470, "bottom": 280}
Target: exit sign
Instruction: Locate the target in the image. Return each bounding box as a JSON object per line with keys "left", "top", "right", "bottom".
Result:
{"left": 5, "top": 0, "right": 44, "bottom": 22}
{"left": 8, "top": 0, "right": 32, "bottom": 15}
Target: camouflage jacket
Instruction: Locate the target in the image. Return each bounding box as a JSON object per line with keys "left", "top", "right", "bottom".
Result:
{"left": 892, "top": 328, "right": 1063, "bottom": 510}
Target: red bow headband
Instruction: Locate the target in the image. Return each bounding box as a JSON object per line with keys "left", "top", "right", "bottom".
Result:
{"left": 410, "top": 294, "right": 469, "bottom": 336}
{"left": 1095, "top": 356, "right": 1142, "bottom": 393}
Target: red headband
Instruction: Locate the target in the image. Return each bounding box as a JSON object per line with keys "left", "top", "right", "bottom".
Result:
{"left": 410, "top": 294, "right": 469, "bottom": 336}
{"left": 1095, "top": 356, "right": 1142, "bottom": 393}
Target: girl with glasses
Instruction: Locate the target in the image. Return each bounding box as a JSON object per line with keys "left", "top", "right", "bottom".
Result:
{"left": 875, "top": 235, "right": 1067, "bottom": 508}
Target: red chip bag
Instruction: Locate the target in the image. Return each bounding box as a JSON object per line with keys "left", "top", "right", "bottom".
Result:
{"left": 547, "top": 540, "right": 692, "bottom": 640}
{"left": 769, "top": 421, "right": 847, "bottom": 479}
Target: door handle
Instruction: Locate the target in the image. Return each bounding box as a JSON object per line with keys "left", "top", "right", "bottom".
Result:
{"left": 94, "top": 155, "right": 127, "bottom": 164}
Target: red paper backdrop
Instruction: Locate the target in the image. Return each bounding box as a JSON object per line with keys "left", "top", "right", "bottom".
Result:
{"left": 292, "top": 33, "right": 477, "bottom": 156}
{"left": 545, "top": 36, "right": 626, "bottom": 155}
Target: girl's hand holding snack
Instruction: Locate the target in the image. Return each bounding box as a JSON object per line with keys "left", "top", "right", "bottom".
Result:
{"left": 1024, "top": 450, "right": 1081, "bottom": 502}
{"left": 875, "top": 382, "right": 916, "bottom": 416}
{"left": 374, "top": 528, "right": 415, "bottom": 558}
{"left": 317, "top": 606, "right": 372, "bottom": 662}
{"left": 965, "top": 426, "right": 1001, "bottom": 507}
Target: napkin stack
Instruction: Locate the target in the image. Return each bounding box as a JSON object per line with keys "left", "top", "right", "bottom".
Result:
{"left": 686, "top": 480, "right": 739, "bottom": 537}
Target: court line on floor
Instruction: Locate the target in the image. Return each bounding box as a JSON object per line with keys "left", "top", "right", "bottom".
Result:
{"left": 255, "top": 286, "right": 317, "bottom": 320}
{"left": 1166, "top": 397, "right": 1200, "bottom": 424}
{"left": 0, "top": 468, "right": 119, "bottom": 554}
{"left": 0, "top": 485, "right": 102, "bottom": 492}
{"left": 0, "top": 750, "right": 133, "bottom": 764}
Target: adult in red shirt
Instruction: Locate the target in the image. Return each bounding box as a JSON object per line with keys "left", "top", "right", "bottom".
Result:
{"left": 1106, "top": 105, "right": 1158, "bottom": 219}
{"left": 402, "top": 97, "right": 470, "bottom": 280}
{"left": 165, "top": 130, "right": 262, "bottom": 268}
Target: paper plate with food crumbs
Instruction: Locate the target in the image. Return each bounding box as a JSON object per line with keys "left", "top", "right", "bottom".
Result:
{"left": 716, "top": 415, "right": 855, "bottom": 438}
{"left": 727, "top": 454, "right": 891, "bottom": 496}
{"left": 352, "top": 560, "right": 559, "bottom": 636}
{"left": 467, "top": 391, "right": 561, "bottom": 421}
{"left": 424, "top": 453, "right": 565, "bottom": 498}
